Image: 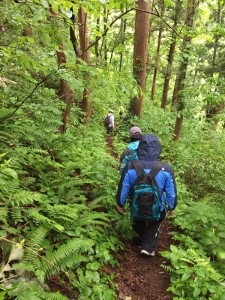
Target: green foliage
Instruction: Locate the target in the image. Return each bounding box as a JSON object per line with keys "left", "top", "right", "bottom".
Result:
{"left": 1, "top": 0, "right": 225, "bottom": 299}
{"left": 161, "top": 243, "right": 225, "bottom": 299}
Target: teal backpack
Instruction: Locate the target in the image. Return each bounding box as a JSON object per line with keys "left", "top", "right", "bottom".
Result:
{"left": 130, "top": 160, "right": 163, "bottom": 221}
{"left": 119, "top": 142, "right": 139, "bottom": 174}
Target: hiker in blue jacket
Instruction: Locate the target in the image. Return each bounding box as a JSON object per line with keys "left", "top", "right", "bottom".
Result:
{"left": 119, "top": 126, "right": 142, "bottom": 174}
{"left": 116, "top": 134, "right": 177, "bottom": 256}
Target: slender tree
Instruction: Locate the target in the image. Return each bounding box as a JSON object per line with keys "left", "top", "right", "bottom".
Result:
{"left": 78, "top": 6, "right": 92, "bottom": 124}
{"left": 109, "top": 16, "right": 126, "bottom": 67}
{"left": 130, "top": 0, "right": 151, "bottom": 117}
{"left": 205, "top": 0, "right": 225, "bottom": 124}
{"left": 151, "top": 0, "right": 165, "bottom": 102}
{"left": 161, "top": 0, "right": 181, "bottom": 109}
{"left": 50, "top": 4, "right": 75, "bottom": 133}
{"left": 172, "top": 0, "right": 197, "bottom": 141}
{"left": 57, "top": 43, "right": 75, "bottom": 133}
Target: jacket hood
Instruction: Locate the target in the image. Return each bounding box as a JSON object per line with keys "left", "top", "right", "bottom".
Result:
{"left": 127, "top": 141, "right": 139, "bottom": 152}
{"left": 137, "top": 134, "right": 161, "bottom": 161}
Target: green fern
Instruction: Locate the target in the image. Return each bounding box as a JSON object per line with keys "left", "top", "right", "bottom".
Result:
{"left": 43, "top": 238, "right": 94, "bottom": 279}
{"left": 46, "top": 204, "right": 80, "bottom": 225}
{"left": 25, "top": 208, "right": 64, "bottom": 232}
{"left": 10, "top": 281, "right": 69, "bottom": 300}
{"left": 0, "top": 130, "right": 14, "bottom": 145}
{"left": 75, "top": 212, "right": 110, "bottom": 228}
{"left": 0, "top": 207, "right": 8, "bottom": 224}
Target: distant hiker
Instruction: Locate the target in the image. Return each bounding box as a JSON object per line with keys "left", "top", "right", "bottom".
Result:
{"left": 119, "top": 126, "right": 142, "bottom": 174}
{"left": 104, "top": 109, "right": 115, "bottom": 133}
{"left": 119, "top": 105, "right": 125, "bottom": 119}
{"left": 116, "top": 134, "right": 177, "bottom": 256}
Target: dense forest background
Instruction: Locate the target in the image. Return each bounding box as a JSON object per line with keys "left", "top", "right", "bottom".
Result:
{"left": 1, "top": 0, "right": 225, "bottom": 299}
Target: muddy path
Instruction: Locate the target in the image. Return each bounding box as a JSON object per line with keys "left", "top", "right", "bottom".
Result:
{"left": 106, "top": 135, "right": 174, "bottom": 300}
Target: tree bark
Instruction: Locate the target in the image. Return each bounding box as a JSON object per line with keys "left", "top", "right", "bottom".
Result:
{"left": 172, "top": 0, "right": 196, "bottom": 141}
{"left": 161, "top": 0, "right": 181, "bottom": 109}
{"left": 212, "top": 0, "right": 221, "bottom": 68}
{"left": 100, "top": 6, "right": 108, "bottom": 66}
{"left": 78, "top": 6, "right": 92, "bottom": 124}
{"left": 110, "top": 16, "right": 126, "bottom": 67}
{"left": 57, "top": 44, "right": 74, "bottom": 133}
{"left": 130, "top": 0, "right": 151, "bottom": 117}
{"left": 151, "top": 0, "right": 165, "bottom": 102}
{"left": 119, "top": 17, "right": 127, "bottom": 71}
{"left": 95, "top": 17, "right": 100, "bottom": 61}
{"left": 49, "top": 4, "right": 75, "bottom": 133}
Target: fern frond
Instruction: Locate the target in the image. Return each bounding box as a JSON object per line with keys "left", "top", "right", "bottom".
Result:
{"left": 21, "top": 227, "right": 49, "bottom": 281}
{"left": 47, "top": 204, "right": 80, "bottom": 225}
{"left": 0, "top": 207, "right": 8, "bottom": 224}
{"left": 39, "top": 292, "right": 69, "bottom": 300}
{"left": 13, "top": 281, "right": 69, "bottom": 300}
{"left": 75, "top": 212, "right": 110, "bottom": 228}
{"left": 43, "top": 238, "right": 94, "bottom": 278}
{"left": 87, "top": 197, "right": 106, "bottom": 210}
{"left": 10, "top": 207, "right": 23, "bottom": 224}
{"left": 26, "top": 226, "right": 48, "bottom": 251}
{"left": 0, "top": 131, "right": 14, "bottom": 145}
{"left": 79, "top": 220, "right": 111, "bottom": 229}
{"left": 20, "top": 176, "right": 37, "bottom": 188}
{"left": 25, "top": 208, "right": 64, "bottom": 232}
{"left": 0, "top": 181, "right": 19, "bottom": 200}
{"left": 9, "top": 190, "right": 41, "bottom": 206}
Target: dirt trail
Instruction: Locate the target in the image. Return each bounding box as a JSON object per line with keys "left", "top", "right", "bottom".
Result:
{"left": 106, "top": 135, "right": 174, "bottom": 300}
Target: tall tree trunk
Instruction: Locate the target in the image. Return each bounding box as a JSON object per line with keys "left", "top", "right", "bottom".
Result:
{"left": 95, "top": 17, "right": 100, "bottom": 62}
{"left": 161, "top": 0, "right": 181, "bottom": 109}
{"left": 56, "top": 44, "right": 74, "bottom": 133}
{"left": 130, "top": 0, "right": 151, "bottom": 117}
{"left": 78, "top": 6, "right": 92, "bottom": 124}
{"left": 172, "top": 0, "right": 196, "bottom": 141}
{"left": 49, "top": 4, "right": 74, "bottom": 133}
{"left": 206, "top": 0, "right": 223, "bottom": 124}
{"left": 110, "top": 16, "right": 126, "bottom": 66}
{"left": 212, "top": 0, "right": 221, "bottom": 68}
{"left": 119, "top": 16, "right": 127, "bottom": 71}
{"left": 69, "top": 12, "right": 80, "bottom": 58}
{"left": 100, "top": 6, "right": 108, "bottom": 66}
{"left": 151, "top": 0, "right": 165, "bottom": 102}
{"left": 146, "top": 0, "right": 155, "bottom": 78}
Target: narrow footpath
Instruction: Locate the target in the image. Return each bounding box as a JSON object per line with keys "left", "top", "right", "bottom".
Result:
{"left": 106, "top": 135, "right": 174, "bottom": 300}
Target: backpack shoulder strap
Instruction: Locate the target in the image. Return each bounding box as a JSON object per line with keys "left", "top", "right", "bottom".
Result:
{"left": 132, "top": 160, "right": 163, "bottom": 177}
{"left": 132, "top": 160, "right": 145, "bottom": 176}
{"left": 149, "top": 161, "right": 164, "bottom": 178}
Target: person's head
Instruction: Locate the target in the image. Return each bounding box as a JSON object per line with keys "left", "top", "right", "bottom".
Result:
{"left": 109, "top": 109, "right": 113, "bottom": 114}
{"left": 129, "top": 126, "right": 142, "bottom": 142}
{"left": 137, "top": 134, "right": 161, "bottom": 161}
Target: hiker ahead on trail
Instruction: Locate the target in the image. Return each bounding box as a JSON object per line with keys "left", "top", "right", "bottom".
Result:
{"left": 116, "top": 134, "right": 177, "bottom": 257}
{"left": 104, "top": 109, "right": 115, "bottom": 133}
{"left": 119, "top": 126, "right": 142, "bottom": 174}
{"left": 119, "top": 105, "right": 125, "bottom": 119}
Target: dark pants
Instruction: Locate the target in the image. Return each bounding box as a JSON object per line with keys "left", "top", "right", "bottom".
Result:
{"left": 132, "top": 211, "right": 165, "bottom": 252}
{"left": 106, "top": 125, "right": 113, "bottom": 133}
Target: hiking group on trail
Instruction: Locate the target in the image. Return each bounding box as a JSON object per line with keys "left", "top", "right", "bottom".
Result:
{"left": 116, "top": 130, "right": 177, "bottom": 257}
